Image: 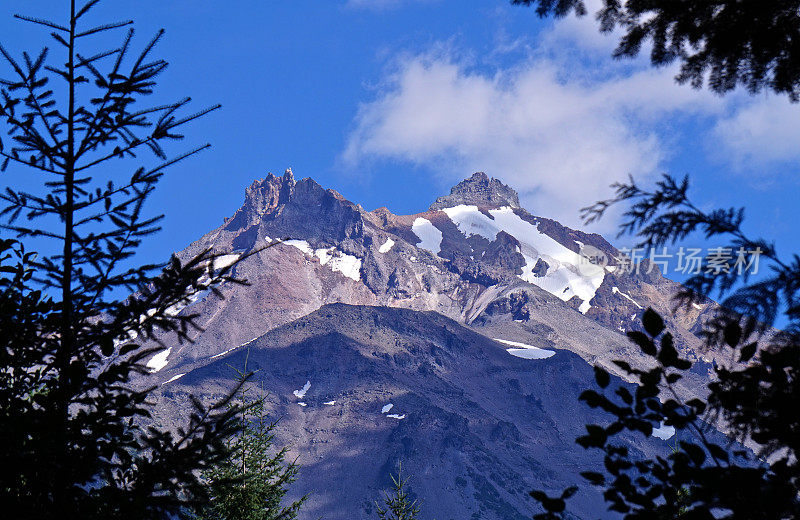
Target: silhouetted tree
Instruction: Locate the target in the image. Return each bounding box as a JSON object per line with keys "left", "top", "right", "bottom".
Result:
{"left": 196, "top": 367, "right": 305, "bottom": 520}
{"left": 376, "top": 463, "right": 422, "bottom": 520}
{"left": 511, "top": 0, "right": 800, "bottom": 100}
{"left": 511, "top": 1, "right": 800, "bottom": 517}
{"left": 530, "top": 174, "right": 800, "bottom": 518}
{"left": 0, "top": 2, "right": 250, "bottom": 518}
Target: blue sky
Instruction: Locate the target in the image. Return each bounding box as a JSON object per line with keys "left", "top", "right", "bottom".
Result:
{"left": 2, "top": 0, "right": 799, "bottom": 278}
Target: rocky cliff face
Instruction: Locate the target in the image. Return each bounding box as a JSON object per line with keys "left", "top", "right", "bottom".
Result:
{"left": 429, "top": 171, "right": 521, "bottom": 210}
{"left": 142, "top": 170, "right": 719, "bottom": 519}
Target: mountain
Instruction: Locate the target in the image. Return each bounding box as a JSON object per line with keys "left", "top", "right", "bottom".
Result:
{"left": 155, "top": 304, "right": 675, "bottom": 520}
{"left": 143, "top": 170, "right": 718, "bottom": 519}
{"left": 429, "top": 171, "right": 520, "bottom": 210}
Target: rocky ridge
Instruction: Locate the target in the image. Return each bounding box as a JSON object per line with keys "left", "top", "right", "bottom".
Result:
{"left": 165, "top": 169, "right": 712, "bottom": 380}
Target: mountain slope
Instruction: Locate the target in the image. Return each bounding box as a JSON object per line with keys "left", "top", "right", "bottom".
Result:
{"left": 153, "top": 303, "right": 671, "bottom": 520}
{"left": 137, "top": 170, "right": 725, "bottom": 518}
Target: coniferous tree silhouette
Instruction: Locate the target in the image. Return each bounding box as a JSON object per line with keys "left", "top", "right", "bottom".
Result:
{"left": 530, "top": 176, "right": 800, "bottom": 518}
{"left": 0, "top": 2, "right": 252, "bottom": 518}
{"left": 511, "top": 0, "right": 800, "bottom": 101}
{"left": 195, "top": 366, "right": 306, "bottom": 520}
{"left": 375, "top": 463, "right": 422, "bottom": 520}
{"left": 509, "top": 2, "right": 800, "bottom": 518}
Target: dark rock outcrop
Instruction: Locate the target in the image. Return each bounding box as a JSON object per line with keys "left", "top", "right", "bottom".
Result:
{"left": 429, "top": 171, "right": 520, "bottom": 210}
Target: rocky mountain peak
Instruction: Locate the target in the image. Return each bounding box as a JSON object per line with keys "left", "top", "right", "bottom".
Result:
{"left": 429, "top": 172, "right": 520, "bottom": 211}
{"left": 227, "top": 169, "right": 297, "bottom": 229}
{"left": 222, "top": 167, "right": 364, "bottom": 249}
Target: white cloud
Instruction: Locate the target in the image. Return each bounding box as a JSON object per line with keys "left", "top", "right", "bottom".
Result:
{"left": 536, "top": 0, "right": 620, "bottom": 56}
{"left": 713, "top": 96, "right": 800, "bottom": 170}
{"left": 341, "top": 2, "right": 800, "bottom": 231}
{"left": 342, "top": 46, "right": 721, "bottom": 231}
{"left": 536, "top": 0, "right": 800, "bottom": 174}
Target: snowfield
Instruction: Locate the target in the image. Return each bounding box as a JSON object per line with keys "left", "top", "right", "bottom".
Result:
{"left": 293, "top": 381, "right": 311, "bottom": 399}
{"left": 162, "top": 373, "right": 186, "bottom": 385}
{"left": 285, "top": 239, "right": 314, "bottom": 255}
{"left": 506, "top": 348, "right": 554, "bottom": 360}
{"left": 162, "top": 276, "right": 212, "bottom": 318}
{"left": 441, "top": 206, "right": 604, "bottom": 313}
{"left": 146, "top": 347, "right": 171, "bottom": 372}
{"left": 381, "top": 403, "right": 394, "bottom": 414}
{"left": 210, "top": 336, "right": 259, "bottom": 360}
{"left": 286, "top": 240, "right": 362, "bottom": 281}
{"left": 212, "top": 253, "right": 240, "bottom": 270}
{"left": 652, "top": 422, "right": 676, "bottom": 440}
{"left": 612, "top": 287, "right": 643, "bottom": 309}
{"left": 412, "top": 217, "right": 443, "bottom": 254}
{"left": 378, "top": 237, "right": 395, "bottom": 253}
{"left": 316, "top": 248, "right": 362, "bottom": 281}
{"left": 494, "top": 338, "right": 555, "bottom": 359}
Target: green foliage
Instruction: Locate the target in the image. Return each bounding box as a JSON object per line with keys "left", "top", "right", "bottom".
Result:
{"left": 195, "top": 373, "right": 305, "bottom": 520}
{"left": 511, "top": 0, "right": 800, "bottom": 100}
{"left": 533, "top": 306, "right": 800, "bottom": 517}
{"left": 517, "top": 5, "right": 800, "bottom": 508}
{"left": 530, "top": 178, "right": 800, "bottom": 517}
{"left": 376, "top": 463, "right": 422, "bottom": 520}
{"left": 0, "top": 2, "right": 249, "bottom": 518}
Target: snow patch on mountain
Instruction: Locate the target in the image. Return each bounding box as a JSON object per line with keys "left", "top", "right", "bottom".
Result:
{"left": 378, "top": 237, "right": 395, "bottom": 253}
{"left": 412, "top": 217, "right": 443, "bottom": 254}
{"left": 612, "top": 287, "right": 643, "bottom": 309}
{"left": 212, "top": 253, "right": 240, "bottom": 270}
{"left": 162, "top": 278, "right": 212, "bottom": 318}
{"left": 317, "top": 248, "right": 362, "bottom": 281}
{"left": 380, "top": 402, "right": 406, "bottom": 420}
{"left": 494, "top": 338, "right": 555, "bottom": 359}
{"left": 113, "top": 329, "right": 138, "bottom": 348}
{"left": 286, "top": 239, "right": 314, "bottom": 256}
{"left": 442, "top": 205, "right": 604, "bottom": 313}
{"left": 147, "top": 347, "right": 171, "bottom": 372}
{"left": 652, "top": 422, "right": 676, "bottom": 440}
{"left": 285, "top": 240, "right": 362, "bottom": 281}
{"left": 293, "top": 381, "right": 311, "bottom": 399}
{"left": 506, "top": 348, "right": 555, "bottom": 360}
{"left": 163, "top": 373, "right": 186, "bottom": 385}
{"left": 210, "top": 336, "right": 259, "bottom": 360}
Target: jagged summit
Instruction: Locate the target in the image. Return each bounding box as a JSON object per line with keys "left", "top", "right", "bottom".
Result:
{"left": 429, "top": 172, "right": 520, "bottom": 211}
{"left": 225, "top": 168, "right": 296, "bottom": 229}
{"left": 219, "top": 167, "right": 363, "bottom": 250}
